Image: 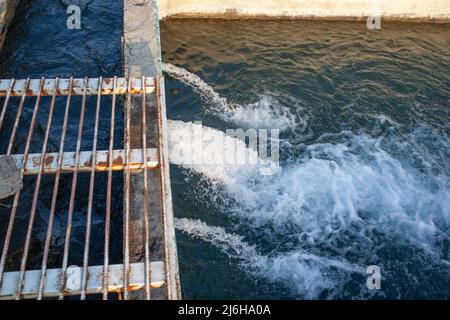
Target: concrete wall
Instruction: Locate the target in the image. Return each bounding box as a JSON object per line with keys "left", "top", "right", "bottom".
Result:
{"left": 158, "top": 0, "right": 450, "bottom": 22}
{"left": 0, "top": 0, "right": 7, "bottom": 30}
{"left": 0, "top": 0, "right": 18, "bottom": 49}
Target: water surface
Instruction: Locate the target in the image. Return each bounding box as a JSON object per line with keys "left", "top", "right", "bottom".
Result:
{"left": 161, "top": 19, "right": 450, "bottom": 299}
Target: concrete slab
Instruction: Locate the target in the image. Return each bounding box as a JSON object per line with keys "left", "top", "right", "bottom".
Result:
{"left": 123, "top": 0, "right": 180, "bottom": 300}
{"left": 0, "top": 0, "right": 18, "bottom": 49}
{"left": 158, "top": 0, "right": 450, "bottom": 22}
{"left": 0, "top": 155, "right": 22, "bottom": 200}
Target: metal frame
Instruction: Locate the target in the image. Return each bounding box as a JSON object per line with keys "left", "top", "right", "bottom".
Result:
{"left": 0, "top": 262, "right": 165, "bottom": 300}
{"left": 12, "top": 148, "right": 159, "bottom": 175}
{"left": 0, "top": 77, "right": 155, "bottom": 97}
{"left": 0, "top": 76, "right": 180, "bottom": 300}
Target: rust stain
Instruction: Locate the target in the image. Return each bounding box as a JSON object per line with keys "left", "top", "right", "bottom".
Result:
{"left": 31, "top": 156, "right": 40, "bottom": 167}
{"left": 95, "top": 161, "right": 108, "bottom": 170}
{"left": 128, "top": 284, "right": 142, "bottom": 292}
{"left": 0, "top": 77, "right": 156, "bottom": 97}
{"left": 115, "top": 155, "right": 124, "bottom": 165}
{"left": 83, "top": 154, "right": 94, "bottom": 167}
{"left": 45, "top": 155, "right": 54, "bottom": 166}
{"left": 95, "top": 154, "right": 124, "bottom": 171}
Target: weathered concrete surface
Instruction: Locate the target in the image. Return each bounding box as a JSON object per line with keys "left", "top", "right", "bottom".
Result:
{"left": 123, "top": 0, "right": 180, "bottom": 300}
{"left": 158, "top": 0, "right": 450, "bottom": 22}
{"left": 0, "top": 0, "right": 18, "bottom": 49}
{"left": 0, "top": 155, "right": 22, "bottom": 200}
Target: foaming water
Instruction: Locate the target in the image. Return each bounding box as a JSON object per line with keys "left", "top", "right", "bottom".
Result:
{"left": 169, "top": 122, "right": 449, "bottom": 240}
{"left": 162, "top": 20, "right": 450, "bottom": 299}
{"left": 168, "top": 120, "right": 262, "bottom": 183}
{"left": 175, "top": 218, "right": 365, "bottom": 299}
{"left": 168, "top": 117, "right": 450, "bottom": 298}
{"left": 163, "top": 63, "right": 300, "bottom": 130}
{"left": 163, "top": 63, "right": 229, "bottom": 109}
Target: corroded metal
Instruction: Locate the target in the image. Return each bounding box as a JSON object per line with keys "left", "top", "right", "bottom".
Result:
{"left": 0, "top": 77, "right": 155, "bottom": 97}
{"left": 103, "top": 76, "right": 117, "bottom": 300}
{"left": 16, "top": 77, "right": 55, "bottom": 299}
{"left": 123, "top": 77, "right": 132, "bottom": 300}
{"left": 37, "top": 77, "right": 74, "bottom": 300}
{"left": 0, "top": 76, "right": 177, "bottom": 300}
{"left": 141, "top": 76, "right": 152, "bottom": 300}
{"left": 58, "top": 77, "right": 88, "bottom": 300}
{"left": 81, "top": 77, "right": 103, "bottom": 300}
{"left": 156, "top": 76, "right": 181, "bottom": 300}
{"left": 0, "top": 262, "right": 165, "bottom": 300}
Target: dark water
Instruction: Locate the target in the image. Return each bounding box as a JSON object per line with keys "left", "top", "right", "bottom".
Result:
{"left": 161, "top": 20, "right": 450, "bottom": 299}
{"left": 0, "top": 0, "right": 124, "bottom": 274}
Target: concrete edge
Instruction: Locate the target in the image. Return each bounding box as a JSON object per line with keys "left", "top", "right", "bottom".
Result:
{"left": 0, "top": 0, "right": 19, "bottom": 50}
{"left": 161, "top": 13, "right": 450, "bottom": 24}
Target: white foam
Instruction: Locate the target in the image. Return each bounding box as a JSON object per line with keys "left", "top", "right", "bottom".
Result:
{"left": 224, "top": 133, "right": 447, "bottom": 255}
{"left": 175, "top": 218, "right": 263, "bottom": 266}
{"left": 167, "top": 120, "right": 277, "bottom": 182}
{"left": 163, "top": 63, "right": 229, "bottom": 110}
{"left": 169, "top": 122, "right": 449, "bottom": 262}
{"left": 175, "top": 218, "right": 364, "bottom": 298}
{"left": 169, "top": 114, "right": 450, "bottom": 298}
{"left": 223, "top": 94, "right": 299, "bottom": 130}
{"left": 164, "top": 64, "right": 450, "bottom": 297}
{"left": 163, "top": 63, "right": 300, "bottom": 130}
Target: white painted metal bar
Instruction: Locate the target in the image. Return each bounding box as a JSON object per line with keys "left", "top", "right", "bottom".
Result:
{"left": 0, "top": 262, "right": 165, "bottom": 300}
{"left": 0, "top": 77, "right": 155, "bottom": 97}
{"left": 12, "top": 148, "right": 159, "bottom": 175}
{"left": 0, "top": 75, "right": 179, "bottom": 300}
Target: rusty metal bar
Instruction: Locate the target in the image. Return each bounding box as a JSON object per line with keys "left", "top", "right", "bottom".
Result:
{"left": 16, "top": 77, "right": 55, "bottom": 299}
{"left": 0, "top": 77, "right": 32, "bottom": 289}
{"left": 123, "top": 77, "right": 132, "bottom": 300}
{"left": 156, "top": 76, "right": 181, "bottom": 300}
{"left": 12, "top": 148, "right": 159, "bottom": 175}
{"left": 59, "top": 77, "right": 88, "bottom": 300}
{"left": 0, "top": 77, "right": 155, "bottom": 97}
{"left": 0, "top": 78, "right": 14, "bottom": 131}
{"left": 6, "top": 78, "right": 30, "bottom": 155}
{"left": 0, "top": 76, "right": 178, "bottom": 300}
{"left": 1, "top": 262, "right": 165, "bottom": 300}
{"left": 141, "top": 76, "right": 151, "bottom": 300}
{"left": 103, "top": 76, "right": 117, "bottom": 300}
{"left": 37, "top": 77, "right": 74, "bottom": 300}
{"left": 80, "top": 77, "right": 102, "bottom": 300}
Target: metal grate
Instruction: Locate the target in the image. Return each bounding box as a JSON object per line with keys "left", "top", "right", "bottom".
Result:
{"left": 0, "top": 76, "right": 178, "bottom": 300}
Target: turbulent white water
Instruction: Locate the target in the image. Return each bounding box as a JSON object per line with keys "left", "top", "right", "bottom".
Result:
{"left": 175, "top": 218, "right": 365, "bottom": 298}
{"left": 165, "top": 64, "right": 450, "bottom": 298}
{"left": 163, "top": 63, "right": 300, "bottom": 130}
{"left": 169, "top": 119, "right": 450, "bottom": 297}
{"left": 167, "top": 120, "right": 278, "bottom": 182}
